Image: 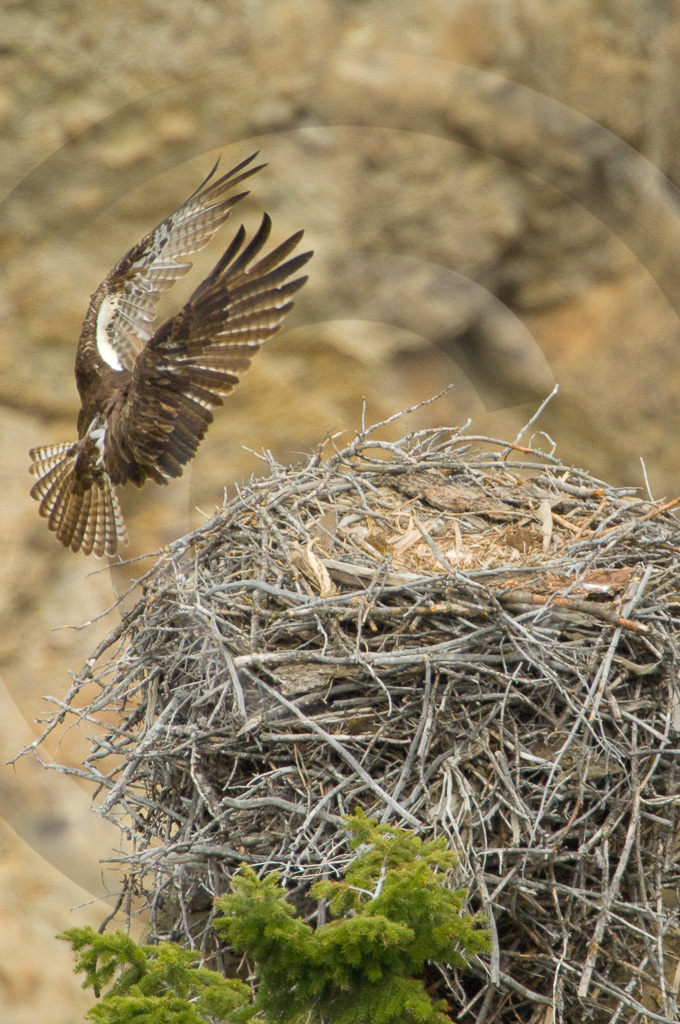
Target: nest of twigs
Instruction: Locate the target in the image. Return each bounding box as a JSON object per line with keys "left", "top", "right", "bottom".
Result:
{"left": 30, "top": 409, "right": 680, "bottom": 1022}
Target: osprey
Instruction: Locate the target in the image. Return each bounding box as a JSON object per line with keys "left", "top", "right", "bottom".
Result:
{"left": 29, "top": 153, "right": 312, "bottom": 557}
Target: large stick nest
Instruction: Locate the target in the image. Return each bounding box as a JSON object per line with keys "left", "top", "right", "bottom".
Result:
{"left": 32, "top": 412, "right": 680, "bottom": 1022}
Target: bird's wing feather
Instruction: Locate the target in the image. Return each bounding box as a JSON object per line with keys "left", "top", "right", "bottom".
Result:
{"left": 93, "top": 152, "right": 265, "bottom": 371}
{"left": 104, "top": 213, "right": 312, "bottom": 487}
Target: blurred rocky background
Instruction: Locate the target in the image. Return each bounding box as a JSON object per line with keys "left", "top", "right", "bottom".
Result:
{"left": 3, "top": 0, "right": 680, "bottom": 1019}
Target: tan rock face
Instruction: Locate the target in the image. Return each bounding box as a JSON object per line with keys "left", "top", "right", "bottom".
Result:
{"left": 2, "top": 1, "right": 680, "bottom": 1018}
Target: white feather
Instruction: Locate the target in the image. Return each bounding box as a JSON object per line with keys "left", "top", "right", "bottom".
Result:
{"left": 96, "top": 296, "right": 125, "bottom": 371}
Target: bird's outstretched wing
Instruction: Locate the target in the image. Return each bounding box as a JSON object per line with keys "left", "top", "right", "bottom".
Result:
{"left": 104, "top": 213, "right": 312, "bottom": 487}
{"left": 94, "top": 152, "right": 265, "bottom": 371}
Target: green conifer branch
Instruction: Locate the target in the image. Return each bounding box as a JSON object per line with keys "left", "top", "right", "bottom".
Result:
{"left": 61, "top": 814, "right": 489, "bottom": 1023}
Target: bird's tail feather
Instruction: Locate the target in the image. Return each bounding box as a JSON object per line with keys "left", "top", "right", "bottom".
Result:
{"left": 29, "top": 442, "right": 128, "bottom": 557}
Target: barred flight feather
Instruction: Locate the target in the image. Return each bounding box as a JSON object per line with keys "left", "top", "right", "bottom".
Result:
{"left": 30, "top": 443, "right": 128, "bottom": 557}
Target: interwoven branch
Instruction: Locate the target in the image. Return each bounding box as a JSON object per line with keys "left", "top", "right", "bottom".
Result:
{"left": 24, "top": 418, "right": 680, "bottom": 1022}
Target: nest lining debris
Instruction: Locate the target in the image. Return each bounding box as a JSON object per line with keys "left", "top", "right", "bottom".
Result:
{"left": 28, "top": 412, "right": 680, "bottom": 1022}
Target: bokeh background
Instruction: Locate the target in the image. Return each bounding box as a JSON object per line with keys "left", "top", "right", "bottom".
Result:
{"left": 3, "top": 2, "right": 680, "bottom": 1019}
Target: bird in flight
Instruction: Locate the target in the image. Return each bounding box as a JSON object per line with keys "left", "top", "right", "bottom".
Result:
{"left": 29, "top": 153, "right": 312, "bottom": 557}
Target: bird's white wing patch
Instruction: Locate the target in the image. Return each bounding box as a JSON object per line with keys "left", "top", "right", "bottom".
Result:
{"left": 96, "top": 296, "right": 125, "bottom": 370}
